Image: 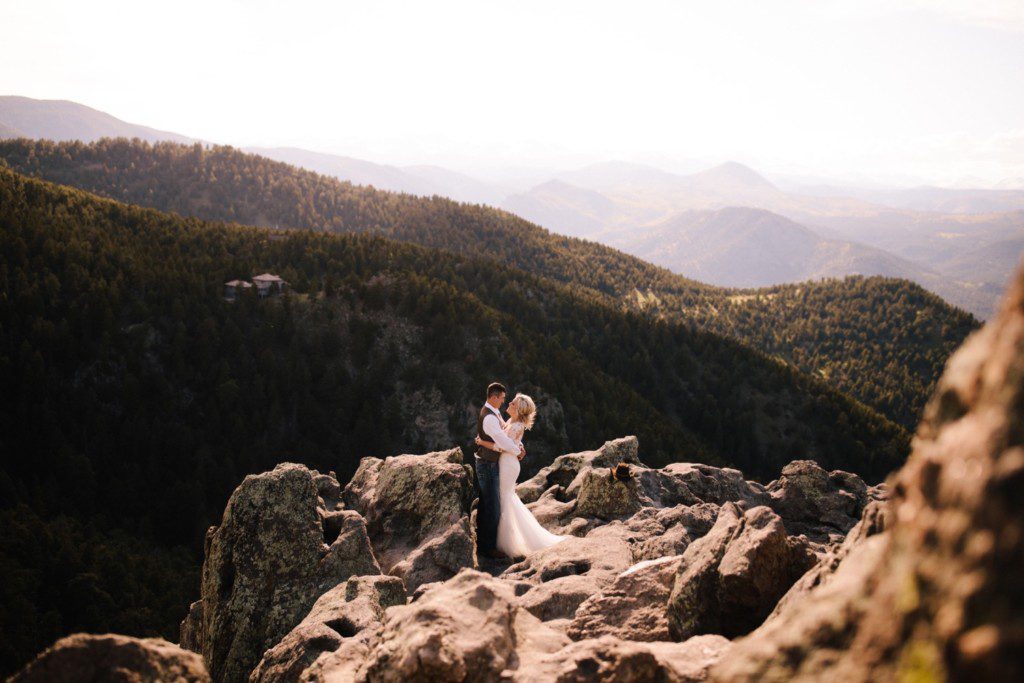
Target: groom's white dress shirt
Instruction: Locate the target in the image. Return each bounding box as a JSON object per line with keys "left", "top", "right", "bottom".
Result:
{"left": 482, "top": 403, "right": 519, "bottom": 456}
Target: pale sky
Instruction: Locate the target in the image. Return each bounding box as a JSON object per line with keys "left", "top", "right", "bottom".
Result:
{"left": 3, "top": 0, "right": 1023, "bottom": 186}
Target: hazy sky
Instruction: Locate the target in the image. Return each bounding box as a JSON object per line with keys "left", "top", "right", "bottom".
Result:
{"left": 3, "top": 0, "right": 1023, "bottom": 186}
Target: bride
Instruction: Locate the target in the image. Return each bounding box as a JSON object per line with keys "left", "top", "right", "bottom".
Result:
{"left": 475, "top": 393, "right": 569, "bottom": 558}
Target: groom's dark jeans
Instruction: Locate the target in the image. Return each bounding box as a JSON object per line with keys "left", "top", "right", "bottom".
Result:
{"left": 474, "top": 455, "right": 501, "bottom": 554}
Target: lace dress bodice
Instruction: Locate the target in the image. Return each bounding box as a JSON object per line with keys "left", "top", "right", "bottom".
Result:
{"left": 505, "top": 421, "right": 525, "bottom": 446}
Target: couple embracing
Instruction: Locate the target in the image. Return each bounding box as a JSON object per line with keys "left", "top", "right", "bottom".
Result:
{"left": 473, "top": 382, "right": 569, "bottom": 560}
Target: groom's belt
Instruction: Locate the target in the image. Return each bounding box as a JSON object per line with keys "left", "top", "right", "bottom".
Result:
{"left": 475, "top": 445, "right": 502, "bottom": 463}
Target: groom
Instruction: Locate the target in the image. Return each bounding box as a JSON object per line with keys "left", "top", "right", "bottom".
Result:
{"left": 474, "top": 382, "right": 525, "bottom": 559}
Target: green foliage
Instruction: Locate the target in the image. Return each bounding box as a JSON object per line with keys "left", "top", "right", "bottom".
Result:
{"left": 0, "top": 505, "right": 197, "bottom": 676}
{"left": 0, "top": 138, "right": 978, "bottom": 428}
{"left": 694, "top": 281, "right": 978, "bottom": 428}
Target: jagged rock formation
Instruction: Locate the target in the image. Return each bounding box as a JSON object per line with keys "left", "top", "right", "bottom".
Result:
{"left": 765, "top": 459, "right": 870, "bottom": 542}
{"left": 342, "top": 447, "right": 475, "bottom": 593}
{"left": 10, "top": 634, "right": 210, "bottom": 682}
{"left": 356, "top": 569, "right": 567, "bottom": 681}
{"left": 504, "top": 535, "right": 635, "bottom": 622}
{"left": 190, "top": 463, "right": 380, "bottom": 683}
{"left": 19, "top": 267, "right": 1024, "bottom": 683}
{"left": 250, "top": 575, "right": 405, "bottom": 683}
{"left": 568, "top": 554, "right": 683, "bottom": 641}
{"left": 666, "top": 504, "right": 817, "bottom": 640}
{"left": 713, "top": 267, "right": 1024, "bottom": 681}
{"left": 516, "top": 436, "right": 642, "bottom": 504}
{"left": 11, "top": 436, "right": 882, "bottom": 682}
{"left": 526, "top": 634, "right": 731, "bottom": 682}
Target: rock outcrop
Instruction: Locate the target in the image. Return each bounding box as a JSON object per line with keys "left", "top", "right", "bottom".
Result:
{"left": 568, "top": 554, "right": 682, "bottom": 641}
{"left": 343, "top": 447, "right": 475, "bottom": 592}
{"left": 196, "top": 463, "right": 380, "bottom": 683}
{"left": 503, "top": 535, "right": 634, "bottom": 622}
{"left": 352, "top": 569, "right": 570, "bottom": 681}
{"left": 249, "top": 574, "right": 405, "bottom": 683}
{"left": 765, "top": 459, "right": 870, "bottom": 542}
{"left": 666, "top": 503, "right": 816, "bottom": 640}
{"left": 11, "top": 634, "right": 210, "bottom": 682}
{"left": 517, "top": 437, "right": 642, "bottom": 504}
{"left": 713, "top": 267, "right": 1024, "bottom": 681}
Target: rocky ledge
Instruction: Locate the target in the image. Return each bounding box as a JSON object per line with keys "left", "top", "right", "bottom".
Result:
{"left": 14, "top": 272, "right": 1024, "bottom": 681}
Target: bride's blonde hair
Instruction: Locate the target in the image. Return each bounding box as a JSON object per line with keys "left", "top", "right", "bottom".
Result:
{"left": 512, "top": 393, "right": 536, "bottom": 430}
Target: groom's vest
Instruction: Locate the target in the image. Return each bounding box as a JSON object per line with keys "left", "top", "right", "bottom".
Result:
{"left": 476, "top": 405, "right": 502, "bottom": 463}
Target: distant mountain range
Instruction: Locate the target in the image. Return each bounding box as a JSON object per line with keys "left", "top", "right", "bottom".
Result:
{"left": 600, "top": 207, "right": 935, "bottom": 287}
{"left": 0, "top": 95, "right": 196, "bottom": 144}
{"left": 503, "top": 161, "right": 1024, "bottom": 319}
{"left": 1, "top": 95, "right": 1020, "bottom": 319}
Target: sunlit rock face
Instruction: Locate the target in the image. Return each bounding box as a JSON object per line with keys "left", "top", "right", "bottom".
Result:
{"left": 197, "top": 463, "right": 380, "bottom": 683}
{"left": 342, "top": 447, "right": 476, "bottom": 593}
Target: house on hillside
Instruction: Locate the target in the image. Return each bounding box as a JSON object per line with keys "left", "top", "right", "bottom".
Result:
{"left": 252, "top": 273, "right": 288, "bottom": 298}
{"left": 223, "top": 279, "right": 252, "bottom": 302}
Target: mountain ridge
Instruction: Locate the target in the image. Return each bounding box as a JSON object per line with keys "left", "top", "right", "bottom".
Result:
{"left": 0, "top": 95, "right": 196, "bottom": 144}
{"left": 0, "top": 137, "right": 978, "bottom": 429}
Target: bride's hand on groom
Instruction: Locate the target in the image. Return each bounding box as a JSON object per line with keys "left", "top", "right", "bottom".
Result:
{"left": 518, "top": 444, "right": 526, "bottom": 460}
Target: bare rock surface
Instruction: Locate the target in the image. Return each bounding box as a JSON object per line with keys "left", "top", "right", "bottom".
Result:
{"left": 249, "top": 575, "right": 405, "bottom": 683}
{"left": 352, "top": 568, "right": 569, "bottom": 682}
{"left": 657, "top": 462, "right": 769, "bottom": 507}
{"left": 502, "top": 534, "right": 633, "bottom": 621}
{"left": 517, "top": 437, "right": 641, "bottom": 504}
{"left": 573, "top": 467, "right": 647, "bottom": 519}
{"left": 568, "top": 554, "right": 683, "bottom": 641}
{"left": 10, "top": 633, "right": 211, "bottom": 682}
{"left": 517, "top": 634, "right": 731, "bottom": 682}
{"left": 179, "top": 599, "right": 203, "bottom": 653}
{"left": 714, "top": 267, "right": 1024, "bottom": 681}
{"left": 342, "top": 447, "right": 475, "bottom": 593}
{"left": 768, "top": 498, "right": 892, "bottom": 619}
{"left": 197, "top": 463, "right": 380, "bottom": 683}
{"left": 766, "top": 459, "right": 869, "bottom": 541}
{"left": 667, "top": 503, "right": 816, "bottom": 640}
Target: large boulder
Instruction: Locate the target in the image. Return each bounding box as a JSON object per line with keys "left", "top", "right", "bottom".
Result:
{"left": 768, "top": 499, "right": 892, "bottom": 619}
{"left": 667, "top": 503, "right": 816, "bottom": 640}
{"left": 343, "top": 447, "right": 475, "bottom": 592}
{"left": 714, "top": 266, "right": 1024, "bottom": 681}
{"left": 352, "top": 569, "right": 569, "bottom": 681}
{"left": 631, "top": 503, "right": 720, "bottom": 562}
{"left": 573, "top": 467, "right": 646, "bottom": 519}
{"left": 250, "top": 574, "right": 405, "bottom": 683}
{"left": 766, "top": 460, "right": 869, "bottom": 541}
{"left": 517, "top": 437, "right": 641, "bottom": 504}
{"left": 568, "top": 555, "right": 683, "bottom": 641}
{"left": 10, "top": 634, "right": 210, "bottom": 682}
{"left": 197, "top": 463, "right": 380, "bottom": 683}
{"left": 657, "top": 463, "right": 769, "bottom": 507}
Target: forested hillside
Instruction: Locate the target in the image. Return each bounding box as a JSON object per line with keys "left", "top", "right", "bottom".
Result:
{"left": 691, "top": 278, "right": 978, "bottom": 428}
{"left": 0, "top": 138, "right": 977, "bottom": 429}
{"left": 0, "top": 168, "right": 911, "bottom": 674}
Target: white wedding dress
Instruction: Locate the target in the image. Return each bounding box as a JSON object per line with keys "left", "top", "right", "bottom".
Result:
{"left": 496, "top": 421, "right": 569, "bottom": 558}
